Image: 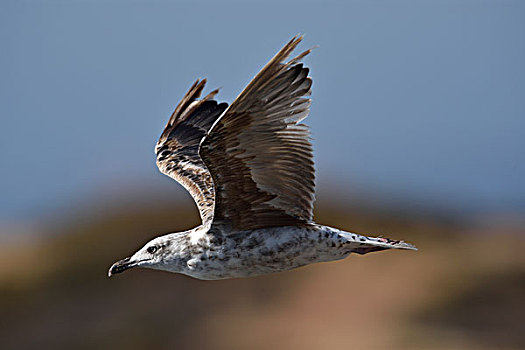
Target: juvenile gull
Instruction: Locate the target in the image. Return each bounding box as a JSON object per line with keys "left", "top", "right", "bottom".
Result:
{"left": 108, "top": 36, "right": 416, "bottom": 280}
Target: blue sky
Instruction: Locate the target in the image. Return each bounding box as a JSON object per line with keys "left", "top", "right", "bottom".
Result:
{"left": 1, "top": 0, "right": 524, "bottom": 229}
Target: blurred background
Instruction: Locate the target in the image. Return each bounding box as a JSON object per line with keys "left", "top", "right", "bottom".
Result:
{"left": 1, "top": 1, "right": 524, "bottom": 349}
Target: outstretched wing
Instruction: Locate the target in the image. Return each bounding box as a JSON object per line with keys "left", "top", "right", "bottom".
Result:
{"left": 156, "top": 80, "right": 228, "bottom": 225}
{"left": 200, "top": 35, "right": 315, "bottom": 230}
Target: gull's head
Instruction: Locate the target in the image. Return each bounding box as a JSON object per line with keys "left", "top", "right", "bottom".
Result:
{"left": 108, "top": 234, "right": 185, "bottom": 277}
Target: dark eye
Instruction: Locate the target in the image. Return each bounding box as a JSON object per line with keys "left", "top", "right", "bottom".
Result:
{"left": 147, "top": 246, "right": 158, "bottom": 254}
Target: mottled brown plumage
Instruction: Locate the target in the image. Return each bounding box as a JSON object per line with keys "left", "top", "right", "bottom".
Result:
{"left": 155, "top": 80, "right": 228, "bottom": 224}
{"left": 201, "top": 36, "right": 314, "bottom": 230}
{"left": 156, "top": 35, "right": 315, "bottom": 230}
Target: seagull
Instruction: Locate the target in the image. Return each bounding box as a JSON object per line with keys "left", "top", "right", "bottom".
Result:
{"left": 108, "top": 36, "right": 416, "bottom": 280}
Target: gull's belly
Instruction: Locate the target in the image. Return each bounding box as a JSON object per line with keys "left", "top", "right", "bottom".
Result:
{"left": 182, "top": 225, "right": 350, "bottom": 280}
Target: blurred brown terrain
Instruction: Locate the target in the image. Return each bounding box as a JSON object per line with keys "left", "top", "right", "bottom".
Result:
{"left": 1, "top": 194, "right": 524, "bottom": 350}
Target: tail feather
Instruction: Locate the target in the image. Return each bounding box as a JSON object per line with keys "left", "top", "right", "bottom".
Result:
{"left": 344, "top": 234, "right": 417, "bottom": 255}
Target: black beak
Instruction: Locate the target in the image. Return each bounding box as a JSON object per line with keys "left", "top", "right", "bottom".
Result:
{"left": 108, "top": 257, "right": 136, "bottom": 277}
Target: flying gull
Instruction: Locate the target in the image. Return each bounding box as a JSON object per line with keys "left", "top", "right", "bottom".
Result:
{"left": 109, "top": 36, "right": 416, "bottom": 280}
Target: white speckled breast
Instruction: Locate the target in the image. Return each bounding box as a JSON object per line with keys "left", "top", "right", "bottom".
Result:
{"left": 173, "top": 225, "right": 362, "bottom": 280}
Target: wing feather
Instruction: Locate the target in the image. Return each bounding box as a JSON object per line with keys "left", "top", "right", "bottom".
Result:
{"left": 200, "top": 36, "right": 316, "bottom": 230}
{"left": 155, "top": 79, "right": 228, "bottom": 224}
